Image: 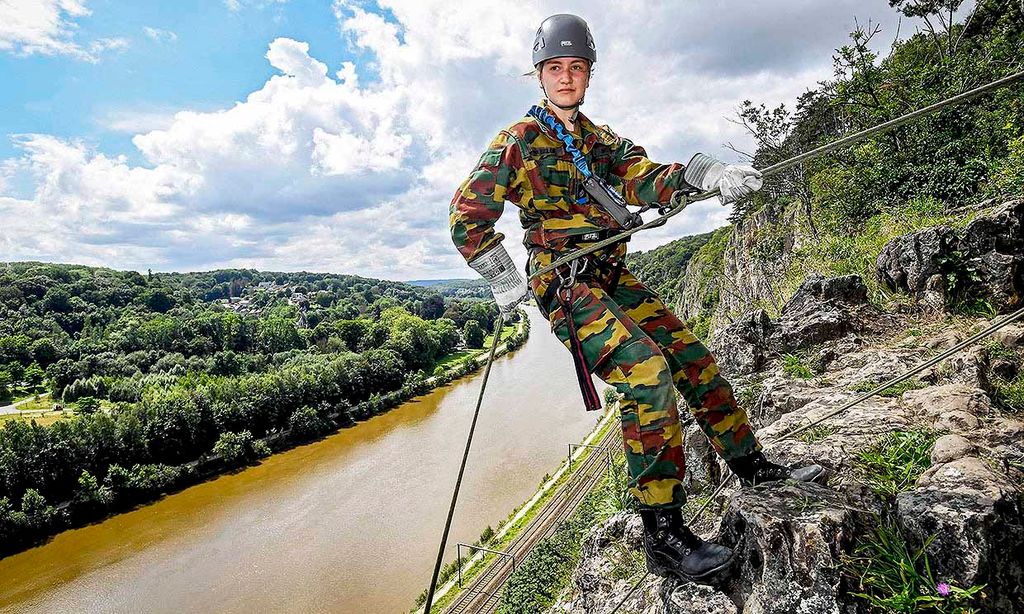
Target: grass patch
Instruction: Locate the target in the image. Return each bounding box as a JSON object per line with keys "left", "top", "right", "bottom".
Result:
{"left": 982, "top": 339, "right": 1019, "bottom": 362}
{"left": 412, "top": 412, "right": 617, "bottom": 612}
{"left": 737, "top": 377, "right": 765, "bottom": 413}
{"left": 430, "top": 323, "right": 519, "bottom": 373}
{"left": 854, "top": 430, "right": 938, "bottom": 499}
{"left": 786, "top": 495, "right": 825, "bottom": 515}
{"left": 798, "top": 424, "right": 840, "bottom": 444}
{"left": 483, "top": 323, "right": 517, "bottom": 348}
{"left": 782, "top": 353, "right": 814, "bottom": 379}
{"left": 845, "top": 520, "right": 987, "bottom": 613}
{"left": 849, "top": 378, "right": 928, "bottom": 398}
{"left": 0, "top": 412, "right": 70, "bottom": 427}
{"left": 991, "top": 372, "right": 1024, "bottom": 413}
{"left": 14, "top": 394, "right": 57, "bottom": 412}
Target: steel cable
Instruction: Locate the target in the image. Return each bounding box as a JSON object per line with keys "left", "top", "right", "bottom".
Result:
{"left": 609, "top": 304, "right": 1024, "bottom": 613}
{"left": 426, "top": 69, "right": 1024, "bottom": 613}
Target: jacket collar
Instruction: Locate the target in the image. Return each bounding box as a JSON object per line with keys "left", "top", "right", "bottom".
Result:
{"left": 534, "top": 99, "right": 600, "bottom": 152}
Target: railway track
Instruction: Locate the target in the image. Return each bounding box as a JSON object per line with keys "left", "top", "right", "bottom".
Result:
{"left": 442, "top": 425, "right": 623, "bottom": 614}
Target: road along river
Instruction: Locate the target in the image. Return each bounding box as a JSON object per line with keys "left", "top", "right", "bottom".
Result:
{"left": 0, "top": 306, "right": 607, "bottom": 613}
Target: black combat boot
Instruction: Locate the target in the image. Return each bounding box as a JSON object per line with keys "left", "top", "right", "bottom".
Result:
{"left": 726, "top": 450, "right": 825, "bottom": 487}
{"left": 639, "top": 508, "right": 734, "bottom": 583}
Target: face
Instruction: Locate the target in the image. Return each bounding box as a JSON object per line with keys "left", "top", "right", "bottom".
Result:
{"left": 538, "top": 57, "right": 591, "bottom": 108}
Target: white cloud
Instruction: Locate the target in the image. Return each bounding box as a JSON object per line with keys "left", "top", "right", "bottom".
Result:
{"left": 0, "top": 0, "right": 950, "bottom": 279}
{"left": 143, "top": 26, "right": 178, "bottom": 42}
{"left": 0, "top": 0, "right": 126, "bottom": 62}
{"left": 96, "top": 108, "right": 180, "bottom": 134}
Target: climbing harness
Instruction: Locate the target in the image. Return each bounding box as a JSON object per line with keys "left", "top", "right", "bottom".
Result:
{"left": 553, "top": 257, "right": 604, "bottom": 412}
{"left": 423, "top": 69, "right": 1024, "bottom": 613}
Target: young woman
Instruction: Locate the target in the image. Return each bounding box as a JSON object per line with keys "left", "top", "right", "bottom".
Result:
{"left": 449, "top": 13, "right": 824, "bottom": 584}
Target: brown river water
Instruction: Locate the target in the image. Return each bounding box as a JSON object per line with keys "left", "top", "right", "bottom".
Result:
{"left": 0, "top": 307, "right": 605, "bottom": 614}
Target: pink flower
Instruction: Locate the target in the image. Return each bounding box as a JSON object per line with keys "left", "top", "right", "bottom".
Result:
{"left": 937, "top": 583, "right": 951, "bottom": 597}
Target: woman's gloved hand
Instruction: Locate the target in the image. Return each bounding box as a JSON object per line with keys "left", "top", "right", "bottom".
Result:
{"left": 467, "top": 242, "right": 530, "bottom": 314}
{"left": 684, "top": 153, "right": 763, "bottom": 204}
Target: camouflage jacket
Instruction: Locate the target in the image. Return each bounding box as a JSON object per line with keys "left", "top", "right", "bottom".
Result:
{"left": 449, "top": 101, "right": 692, "bottom": 266}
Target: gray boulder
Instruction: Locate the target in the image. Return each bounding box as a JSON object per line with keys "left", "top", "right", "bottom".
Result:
{"left": 710, "top": 309, "right": 775, "bottom": 376}
{"left": 876, "top": 225, "right": 957, "bottom": 310}
{"left": 770, "top": 274, "right": 880, "bottom": 352}
{"left": 716, "top": 481, "right": 867, "bottom": 614}
{"left": 957, "top": 199, "right": 1024, "bottom": 312}
{"left": 897, "top": 457, "right": 1024, "bottom": 613}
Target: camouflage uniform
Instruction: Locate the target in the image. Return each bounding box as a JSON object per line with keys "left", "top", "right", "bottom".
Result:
{"left": 450, "top": 102, "right": 761, "bottom": 509}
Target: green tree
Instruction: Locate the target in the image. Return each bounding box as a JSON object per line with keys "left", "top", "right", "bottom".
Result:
{"left": 141, "top": 288, "right": 176, "bottom": 313}
{"left": 463, "top": 320, "right": 484, "bottom": 349}
{"left": 0, "top": 369, "right": 12, "bottom": 401}
{"left": 76, "top": 396, "right": 101, "bottom": 414}
{"left": 29, "top": 338, "right": 59, "bottom": 367}
{"left": 23, "top": 363, "right": 46, "bottom": 388}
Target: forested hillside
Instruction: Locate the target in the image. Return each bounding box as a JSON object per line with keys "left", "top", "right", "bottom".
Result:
{"left": 0, "top": 261, "right": 514, "bottom": 555}
{"left": 623, "top": 232, "right": 714, "bottom": 305}
{"left": 670, "top": 0, "right": 1024, "bottom": 335}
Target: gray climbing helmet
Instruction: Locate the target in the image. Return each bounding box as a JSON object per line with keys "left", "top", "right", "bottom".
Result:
{"left": 532, "top": 14, "right": 596, "bottom": 68}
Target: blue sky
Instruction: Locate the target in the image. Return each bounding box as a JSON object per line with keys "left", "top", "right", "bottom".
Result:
{"left": 0, "top": 0, "right": 960, "bottom": 280}
{"left": 1, "top": 0, "right": 378, "bottom": 167}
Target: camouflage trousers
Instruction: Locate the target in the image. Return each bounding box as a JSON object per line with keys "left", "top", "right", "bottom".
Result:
{"left": 529, "top": 247, "right": 761, "bottom": 509}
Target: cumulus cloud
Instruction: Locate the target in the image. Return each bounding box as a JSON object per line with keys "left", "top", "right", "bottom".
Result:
{"left": 0, "top": 0, "right": 127, "bottom": 61}
{"left": 0, "top": 0, "right": 947, "bottom": 278}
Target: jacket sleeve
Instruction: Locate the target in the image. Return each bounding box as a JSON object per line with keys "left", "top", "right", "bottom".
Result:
{"left": 607, "top": 134, "right": 691, "bottom": 207}
{"left": 449, "top": 132, "right": 528, "bottom": 263}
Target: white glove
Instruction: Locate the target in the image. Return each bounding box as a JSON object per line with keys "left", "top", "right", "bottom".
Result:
{"left": 684, "top": 153, "right": 763, "bottom": 204}
{"left": 467, "top": 242, "right": 530, "bottom": 314}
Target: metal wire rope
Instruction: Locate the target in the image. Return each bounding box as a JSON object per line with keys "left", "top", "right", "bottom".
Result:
{"left": 530, "top": 70, "right": 1024, "bottom": 282}
{"left": 422, "top": 311, "right": 506, "bottom": 614}
{"left": 425, "top": 69, "right": 1024, "bottom": 613}
{"left": 609, "top": 304, "right": 1024, "bottom": 613}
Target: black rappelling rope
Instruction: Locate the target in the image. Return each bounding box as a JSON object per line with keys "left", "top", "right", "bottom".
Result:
{"left": 424, "top": 68, "right": 1024, "bottom": 613}
{"left": 422, "top": 311, "right": 506, "bottom": 613}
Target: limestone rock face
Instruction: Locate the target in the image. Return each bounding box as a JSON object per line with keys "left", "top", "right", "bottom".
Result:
{"left": 709, "top": 309, "right": 774, "bottom": 376}
{"left": 550, "top": 313, "right": 1024, "bottom": 614}
{"left": 875, "top": 225, "right": 957, "bottom": 310}
{"left": 716, "top": 482, "right": 867, "bottom": 614}
{"left": 897, "top": 457, "right": 1024, "bottom": 612}
{"left": 770, "top": 274, "right": 881, "bottom": 353}
{"left": 875, "top": 200, "right": 1024, "bottom": 312}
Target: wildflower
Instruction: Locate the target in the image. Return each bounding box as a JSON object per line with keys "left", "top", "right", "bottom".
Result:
{"left": 937, "top": 582, "right": 951, "bottom": 597}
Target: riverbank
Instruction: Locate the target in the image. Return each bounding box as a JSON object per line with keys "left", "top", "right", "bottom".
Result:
{"left": 0, "top": 312, "right": 530, "bottom": 560}
{"left": 0, "top": 305, "right": 599, "bottom": 613}
{"left": 414, "top": 395, "right": 619, "bottom": 612}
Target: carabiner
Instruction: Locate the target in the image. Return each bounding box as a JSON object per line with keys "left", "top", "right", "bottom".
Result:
{"left": 557, "top": 257, "right": 588, "bottom": 288}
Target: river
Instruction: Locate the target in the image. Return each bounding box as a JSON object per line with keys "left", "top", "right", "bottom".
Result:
{"left": 0, "top": 306, "right": 605, "bottom": 613}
